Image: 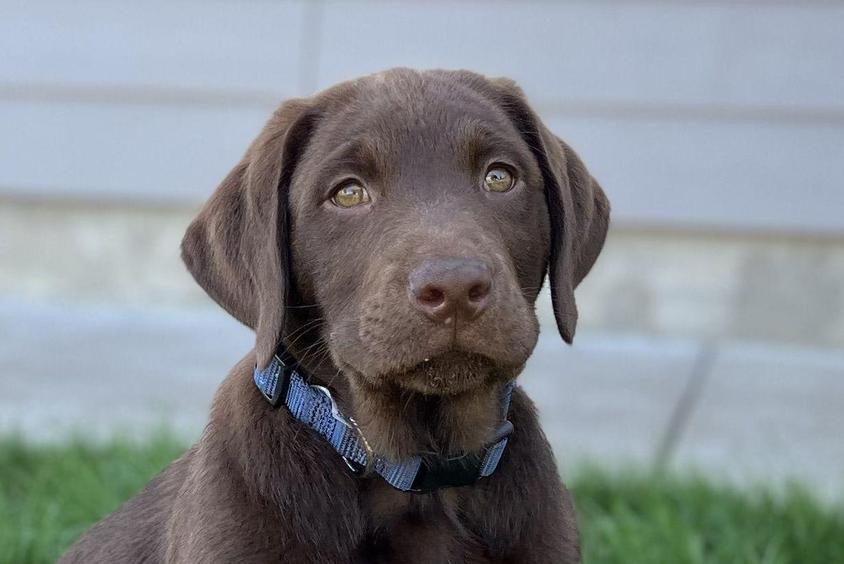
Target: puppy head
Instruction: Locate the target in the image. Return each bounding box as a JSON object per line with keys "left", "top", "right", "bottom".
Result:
{"left": 182, "top": 69, "right": 609, "bottom": 397}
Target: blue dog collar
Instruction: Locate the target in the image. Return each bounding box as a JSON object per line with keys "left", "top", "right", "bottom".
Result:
{"left": 254, "top": 353, "right": 514, "bottom": 492}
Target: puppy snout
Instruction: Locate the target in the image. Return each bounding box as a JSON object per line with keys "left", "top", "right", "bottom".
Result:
{"left": 408, "top": 258, "right": 492, "bottom": 324}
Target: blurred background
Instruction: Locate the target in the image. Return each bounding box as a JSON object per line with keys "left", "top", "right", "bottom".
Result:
{"left": 1, "top": 0, "right": 842, "bottom": 501}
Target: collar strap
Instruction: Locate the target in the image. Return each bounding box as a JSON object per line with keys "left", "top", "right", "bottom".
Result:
{"left": 253, "top": 353, "right": 514, "bottom": 493}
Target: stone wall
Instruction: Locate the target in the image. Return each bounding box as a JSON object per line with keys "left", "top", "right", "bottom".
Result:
{"left": 4, "top": 199, "right": 841, "bottom": 347}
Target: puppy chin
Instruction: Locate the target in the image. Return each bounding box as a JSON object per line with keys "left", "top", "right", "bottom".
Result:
{"left": 346, "top": 350, "right": 517, "bottom": 396}
{"left": 391, "top": 352, "right": 502, "bottom": 395}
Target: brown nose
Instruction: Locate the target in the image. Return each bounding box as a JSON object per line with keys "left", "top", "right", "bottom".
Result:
{"left": 408, "top": 258, "right": 492, "bottom": 324}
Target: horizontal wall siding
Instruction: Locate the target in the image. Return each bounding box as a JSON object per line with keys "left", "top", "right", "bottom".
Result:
{"left": 0, "top": 1, "right": 305, "bottom": 95}
{"left": 1, "top": 0, "right": 842, "bottom": 233}
{"left": 316, "top": 1, "right": 844, "bottom": 111}
{"left": 548, "top": 115, "right": 844, "bottom": 232}
{"left": 5, "top": 100, "right": 842, "bottom": 232}
{"left": 1, "top": 101, "right": 267, "bottom": 202}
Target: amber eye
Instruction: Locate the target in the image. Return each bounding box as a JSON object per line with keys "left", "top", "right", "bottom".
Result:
{"left": 483, "top": 166, "right": 515, "bottom": 193}
{"left": 331, "top": 182, "right": 371, "bottom": 208}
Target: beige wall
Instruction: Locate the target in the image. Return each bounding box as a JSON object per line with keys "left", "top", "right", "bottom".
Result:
{"left": 3, "top": 200, "right": 842, "bottom": 347}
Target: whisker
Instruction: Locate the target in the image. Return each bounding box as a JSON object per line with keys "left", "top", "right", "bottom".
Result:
{"left": 282, "top": 303, "right": 321, "bottom": 310}
{"left": 296, "top": 343, "right": 331, "bottom": 375}
{"left": 325, "top": 368, "right": 343, "bottom": 391}
{"left": 283, "top": 317, "right": 326, "bottom": 350}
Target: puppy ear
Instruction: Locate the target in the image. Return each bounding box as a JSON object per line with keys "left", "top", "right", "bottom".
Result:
{"left": 546, "top": 136, "right": 610, "bottom": 343}
{"left": 487, "top": 78, "right": 610, "bottom": 344}
{"left": 181, "top": 99, "right": 315, "bottom": 368}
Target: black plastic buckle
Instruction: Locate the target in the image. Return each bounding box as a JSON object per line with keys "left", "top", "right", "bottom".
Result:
{"left": 408, "top": 420, "right": 514, "bottom": 493}
{"left": 260, "top": 354, "right": 293, "bottom": 407}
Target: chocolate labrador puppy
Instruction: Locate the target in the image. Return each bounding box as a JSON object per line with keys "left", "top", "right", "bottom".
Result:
{"left": 61, "top": 68, "right": 609, "bottom": 563}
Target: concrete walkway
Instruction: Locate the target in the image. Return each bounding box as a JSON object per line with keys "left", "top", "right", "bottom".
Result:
{"left": 2, "top": 299, "right": 842, "bottom": 498}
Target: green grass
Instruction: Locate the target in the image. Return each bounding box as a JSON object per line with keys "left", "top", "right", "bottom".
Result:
{"left": 574, "top": 466, "right": 844, "bottom": 564}
{"left": 0, "top": 434, "right": 184, "bottom": 564}
{"left": 1, "top": 436, "right": 842, "bottom": 564}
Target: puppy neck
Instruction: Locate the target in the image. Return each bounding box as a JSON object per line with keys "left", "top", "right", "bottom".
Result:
{"left": 345, "top": 375, "right": 508, "bottom": 461}
{"left": 282, "top": 330, "right": 514, "bottom": 462}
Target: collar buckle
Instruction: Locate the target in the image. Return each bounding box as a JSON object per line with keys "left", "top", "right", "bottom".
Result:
{"left": 408, "top": 420, "right": 514, "bottom": 493}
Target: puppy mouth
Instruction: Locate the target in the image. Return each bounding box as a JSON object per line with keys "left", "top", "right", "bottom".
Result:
{"left": 328, "top": 304, "right": 536, "bottom": 394}
{"left": 360, "top": 349, "right": 515, "bottom": 396}
{"left": 398, "top": 351, "right": 494, "bottom": 393}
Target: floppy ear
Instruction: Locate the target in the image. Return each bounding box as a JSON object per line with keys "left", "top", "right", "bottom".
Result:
{"left": 547, "top": 135, "right": 610, "bottom": 343}
{"left": 487, "top": 79, "right": 610, "bottom": 344}
{"left": 181, "top": 99, "right": 315, "bottom": 368}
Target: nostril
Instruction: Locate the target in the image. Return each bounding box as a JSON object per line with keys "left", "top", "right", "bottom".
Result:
{"left": 417, "top": 286, "right": 445, "bottom": 308}
{"left": 468, "top": 283, "right": 490, "bottom": 302}
{"left": 408, "top": 258, "right": 493, "bottom": 323}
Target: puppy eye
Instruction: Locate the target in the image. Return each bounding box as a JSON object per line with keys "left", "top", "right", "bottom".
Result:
{"left": 331, "top": 182, "right": 371, "bottom": 208}
{"left": 483, "top": 166, "right": 515, "bottom": 193}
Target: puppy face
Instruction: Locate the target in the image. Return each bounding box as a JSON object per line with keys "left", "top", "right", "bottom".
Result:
{"left": 287, "top": 73, "right": 548, "bottom": 394}
{"left": 182, "top": 68, "right": 609, "bottom": 398}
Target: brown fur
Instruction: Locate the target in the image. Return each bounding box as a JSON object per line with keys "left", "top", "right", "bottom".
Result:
{"left": 61, "top": 68, "right": 609, "bottom": 563}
